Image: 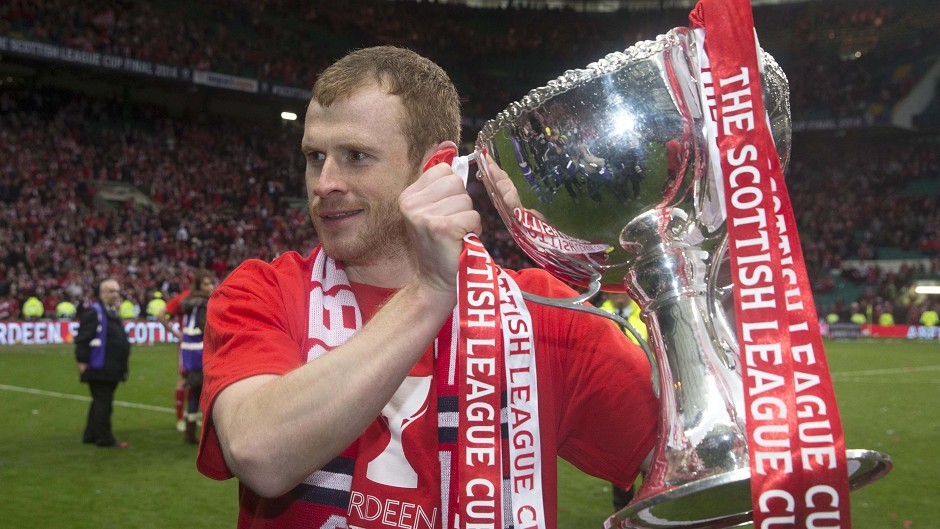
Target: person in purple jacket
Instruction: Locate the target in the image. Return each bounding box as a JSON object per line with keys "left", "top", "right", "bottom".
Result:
{"left": 75, "top": 278, "right": 131, "bottom": 448}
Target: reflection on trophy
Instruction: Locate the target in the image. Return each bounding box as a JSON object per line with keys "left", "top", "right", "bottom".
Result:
{"left": 366, "top": 375, "right": 432, "bottom": 488}
{"left": 475, "top": 27, "right": 891, "bottom": 528}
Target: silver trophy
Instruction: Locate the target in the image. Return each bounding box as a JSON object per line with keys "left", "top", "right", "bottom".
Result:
{"left": 474, "top": 27, "right": 891, "bottom": 528}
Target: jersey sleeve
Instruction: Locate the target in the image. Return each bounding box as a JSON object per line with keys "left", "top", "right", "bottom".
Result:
{"left": 197, "top": 255, "right": 309, "bottom": 479}
{"left": 164, "top": 290, "right": 189, "bottom": 318}
{"left": 511, "top": 268, "right": 659, "bottom": 489}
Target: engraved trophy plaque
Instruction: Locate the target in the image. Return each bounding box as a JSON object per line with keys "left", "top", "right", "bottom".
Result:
{"left": 473, "top": 27, "right": 891, "bottom": 528}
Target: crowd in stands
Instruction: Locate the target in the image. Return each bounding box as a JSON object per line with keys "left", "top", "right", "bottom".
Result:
{"left": 0, "top": 85, "right": 540, "bottom": 321}
{"left": 1, "top": 84, "right": 937, "bottom": 327}
{"left": 2, "top": 0, "right": 938, "bottom": 124}
{"left": 787, "top": 132, "right": 940, "bottom": 325}
{"left": 1, "top": 0, "right": 938, "bottom": 329}
{"left": 826, "top": 260, "right": 940, "bottom": 328}
{"left": 789, "top": 135, "right": 940, "bottom": 275}
{"left": 0, "top": 88, "right": 314, "bottom": 319}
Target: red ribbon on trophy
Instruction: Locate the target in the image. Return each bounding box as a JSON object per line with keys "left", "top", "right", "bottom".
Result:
{"left": 456, "top": 233, "right": 506, "bottom": 529}
{"left": 424, "top": 150, "right": 546, "bottom": 529}
{"left": 690, "top": 0, "right": 852, "bottom": 527}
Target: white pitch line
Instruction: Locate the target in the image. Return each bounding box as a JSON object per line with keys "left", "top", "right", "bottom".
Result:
{"left": 0, "top": 383, "right": 174, "bottom": 413}
{"left": 5, "top": 365, "right": 939, "bottom": 410}
{"left": 835, "top": 378, "right": 940, "bottom": 385}
{"left": 830, "top": 365, "right": 940, "bottom": 378}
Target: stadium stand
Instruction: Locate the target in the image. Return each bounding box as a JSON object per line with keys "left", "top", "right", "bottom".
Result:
{"left": 0, "top": 0, "right": 938, "bottom": 326}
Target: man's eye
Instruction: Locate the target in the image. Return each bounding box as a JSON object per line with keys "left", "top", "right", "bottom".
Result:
{"left": 306, "top": 152, "right": 325, "bottom": 163}
{"left": 349, "top": 151, "right": 368, "bottom": 163}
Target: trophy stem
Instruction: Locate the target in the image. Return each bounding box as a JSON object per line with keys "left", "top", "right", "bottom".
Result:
{"left": 622, "top": 209, "right": 749, "bottom": 507}
{"left": 611, "top": 208, "right": 893, "bottom": 528}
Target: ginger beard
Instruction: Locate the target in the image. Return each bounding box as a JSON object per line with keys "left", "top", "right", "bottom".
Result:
{"left": 309, "top": 173, "right": 414, "bottom": 267}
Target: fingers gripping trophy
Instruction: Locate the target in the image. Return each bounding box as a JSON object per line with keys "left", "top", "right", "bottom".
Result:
{"left": 472, "top": 1, "right": 891, "bottom": 527}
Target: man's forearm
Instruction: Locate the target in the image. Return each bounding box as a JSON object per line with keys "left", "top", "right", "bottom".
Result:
{"left": 213, "top": 279, "right": 455, "bottom": 497}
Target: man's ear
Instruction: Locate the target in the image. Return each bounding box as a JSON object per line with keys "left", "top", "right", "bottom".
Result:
{"left": 420, "top": 141, "right": 459, "bottom": 172}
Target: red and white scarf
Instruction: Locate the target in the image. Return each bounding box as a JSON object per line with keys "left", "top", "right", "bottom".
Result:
{"left": 303, "top": 161, "right": 546, "bottom": 529}
{"left": 690, "top": 0, "right": 852, "bottom": 526}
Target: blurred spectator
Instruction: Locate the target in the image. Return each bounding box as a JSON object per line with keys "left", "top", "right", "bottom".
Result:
{"left": 119, "top": 297, "right": 138, "bottom": 320}
{"left": 178, "top": 269, "right": 215, "bottom": 444}
{"left": 146, "top": 291, "right": 167, "bottom": 320}
{"left": 55, "top": 298, "right": 78, "bottom": 319}
{"left": 157, "top": 286, "right": 192, "bottom": 432}
{"left": 877, "top": 307, "right": 895, "bottom": 326}
{"left": 0, "top": 296, "right": 19, "bottom": 320}
{"left": 598, "top": 292, "right": 648, "bottom": 346}
{"left": 921, "top": 305, "right": 939, "bottom": 327}
{"left": 21, "top": 294, "right": 43, "bottom": 320}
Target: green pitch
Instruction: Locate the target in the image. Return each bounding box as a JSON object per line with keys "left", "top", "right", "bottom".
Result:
{"left": 1, "top": 339, "right": 937, "bottom": 528}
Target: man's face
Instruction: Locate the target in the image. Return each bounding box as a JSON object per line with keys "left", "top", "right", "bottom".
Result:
{"left": 301, "top": 85, "right": 417, "bottom": 266}
{"left": 99, "top": 281, "right": 121, "bottom": 308}
{"left": 199, "top": 277, "right": 216, "bottom": 294}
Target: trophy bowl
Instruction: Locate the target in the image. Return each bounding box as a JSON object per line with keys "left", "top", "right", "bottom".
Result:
{"left": 475, "top": 27, "right": 891, "bottom": 529}
{"left": 475, "top": 27, "right": 789, "bottom": 293}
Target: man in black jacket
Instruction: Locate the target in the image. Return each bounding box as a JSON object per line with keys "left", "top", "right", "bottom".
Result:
{"left": 75, "top": 278, "right": 131, "bottom": 448}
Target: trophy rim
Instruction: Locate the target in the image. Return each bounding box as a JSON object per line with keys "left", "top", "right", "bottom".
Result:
{"left": 475, "top": 27, "right": 789, "bottom": 148}
{"left": 476, "top": 28, "right": 689, "bottom": 147}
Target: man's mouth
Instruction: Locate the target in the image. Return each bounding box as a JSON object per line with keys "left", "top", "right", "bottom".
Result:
{"left": 319, "top": 209, "right": 362, "bottom": 221}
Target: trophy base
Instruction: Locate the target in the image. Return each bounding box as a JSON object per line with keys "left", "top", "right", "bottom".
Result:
{"left": 610, "top": 449, "right": 892, "bottom": 529}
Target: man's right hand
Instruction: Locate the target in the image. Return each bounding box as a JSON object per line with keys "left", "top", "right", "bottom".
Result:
{"left": 398, "top": 161, "right": 481, "bottom": 300}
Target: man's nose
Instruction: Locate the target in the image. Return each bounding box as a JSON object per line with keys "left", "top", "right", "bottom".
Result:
{"left": 312, "top": 158, "right": 347, "bottom": 198}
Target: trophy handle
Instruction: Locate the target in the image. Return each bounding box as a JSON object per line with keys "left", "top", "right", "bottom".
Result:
{"left": 520, "top": 273, "right": 659, "bottom": 398}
